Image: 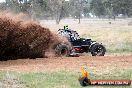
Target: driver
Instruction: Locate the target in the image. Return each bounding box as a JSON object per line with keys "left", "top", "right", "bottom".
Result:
{"left": 63, "top": 25, "right": 80, "bottom": 41}
{"left": 64, "top": 25, "right": 69, "bottom": 30}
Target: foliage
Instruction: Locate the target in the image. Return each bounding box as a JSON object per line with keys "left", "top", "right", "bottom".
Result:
{"left": 90, "top": 0, "right": 132, "bottom": 18}
{"left": 0, "top": 0, "right": 132, "bottom": 23}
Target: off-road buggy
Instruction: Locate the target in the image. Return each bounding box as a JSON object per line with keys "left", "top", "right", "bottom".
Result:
{"left": 55, "top": 28, "right": 106, "bottom": 57}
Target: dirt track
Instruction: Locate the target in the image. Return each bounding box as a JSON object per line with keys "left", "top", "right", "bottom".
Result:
{"left": 0, "top": 56, "right": 131, "bottom": 72}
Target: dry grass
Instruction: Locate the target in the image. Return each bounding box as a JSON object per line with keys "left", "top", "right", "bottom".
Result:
{"left": 40, "top": 18, "right": 132, "bottom": 53}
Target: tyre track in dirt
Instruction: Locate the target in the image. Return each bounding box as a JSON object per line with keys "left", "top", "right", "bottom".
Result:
{"left": 0, "top": 56, "right": 131, "bottom": 72}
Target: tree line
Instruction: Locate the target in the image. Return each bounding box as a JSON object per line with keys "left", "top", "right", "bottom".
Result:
{"left": 0, "top": 0, "right": 132, "bottom": 23}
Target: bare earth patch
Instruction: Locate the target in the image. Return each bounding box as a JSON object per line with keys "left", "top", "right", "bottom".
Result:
{"left": 0, "top": 56, "right": 131, "bottom": 73}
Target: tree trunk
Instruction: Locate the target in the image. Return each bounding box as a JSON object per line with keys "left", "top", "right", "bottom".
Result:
{"left": 31, "top": 0, "right": 37, "bottom": 21}
{"left": 78, "top": 14, "right": 81, "bottom": 24}
{"left": 55, "top": 1, "right": 63, "bottom": 24}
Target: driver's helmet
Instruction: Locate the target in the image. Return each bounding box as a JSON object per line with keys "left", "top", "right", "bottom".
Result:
{"left": 64, "top": 25, "right": 69, "bottom": 30}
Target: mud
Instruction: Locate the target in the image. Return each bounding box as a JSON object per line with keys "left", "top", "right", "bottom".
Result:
{"left": 0, "top": 12, "right": 67, "bottom": 60}
{"left": 0, "top": 56, "right": 131, "bottom": 72}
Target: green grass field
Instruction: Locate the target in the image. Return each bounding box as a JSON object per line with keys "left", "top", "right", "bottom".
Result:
{"left": 0, "top": 67, "right": 131, "bottom": 88}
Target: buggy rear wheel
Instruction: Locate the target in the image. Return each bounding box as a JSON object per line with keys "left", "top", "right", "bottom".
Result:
{"left": 55, "top": 44, "right": 70, "bottom": 57}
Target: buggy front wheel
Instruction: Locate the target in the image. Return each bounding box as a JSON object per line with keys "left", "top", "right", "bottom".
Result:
{"left": 90, "top": 44, "right": 106, "bottom": 56}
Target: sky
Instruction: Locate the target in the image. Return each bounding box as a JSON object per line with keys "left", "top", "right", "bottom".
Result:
{"left": 0, "top": 0, "right": 5, "bottom": 3}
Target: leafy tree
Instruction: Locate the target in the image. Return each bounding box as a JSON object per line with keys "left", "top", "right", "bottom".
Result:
{"left": 90, "top": 0, "right": 132, "bottom": 18}
{"left": 1, "top": 0, "right": 132, "bottom": 23}
{"left": 90, "top": 0, "right": 106, "bottom": 17}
